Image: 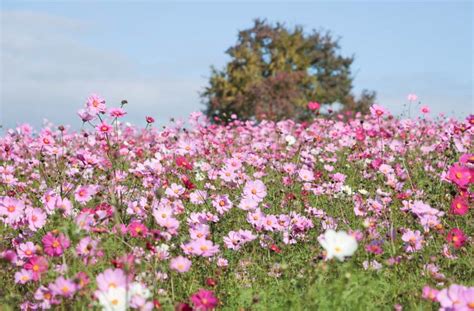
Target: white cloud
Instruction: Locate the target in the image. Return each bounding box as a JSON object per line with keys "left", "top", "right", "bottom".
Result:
{"left": 0, "top": 10, "right": 203, "bottom": 130}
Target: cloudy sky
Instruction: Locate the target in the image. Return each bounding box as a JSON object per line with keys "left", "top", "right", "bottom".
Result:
{"left": 1, "top": 0, "right": 472, "bottom": 130}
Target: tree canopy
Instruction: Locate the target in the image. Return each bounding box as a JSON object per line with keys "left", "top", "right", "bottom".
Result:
{"left": 201, "top": 19, "right": 376, "bottom": 122}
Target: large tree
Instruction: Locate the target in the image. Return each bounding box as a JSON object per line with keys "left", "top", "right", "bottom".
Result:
{"left": 201, "top": 19, "right": 375, "bottom": 121}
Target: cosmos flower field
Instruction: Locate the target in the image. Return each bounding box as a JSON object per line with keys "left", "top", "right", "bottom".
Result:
{"left": 0, "top": 95, "right": 473, "bottom": 310}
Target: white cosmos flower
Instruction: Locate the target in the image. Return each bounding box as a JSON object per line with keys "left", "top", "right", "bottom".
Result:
{"left": 318, "top": 229, "right": 358, "bottom": 261}
{"left": 129, "top": 282, "right": 151, "bottom": 300}
{"left": 341, "top": 185, "right": 353, "bottom": 195}
{"left": 285, "top": 135, "right": 296, "bottom": 145}
{"left": 96, "top": 286, "right": 127, "bottom": 311}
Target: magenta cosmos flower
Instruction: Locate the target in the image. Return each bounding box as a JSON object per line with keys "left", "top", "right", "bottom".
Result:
{"left": 448, "top": 164, "right": 472, "bottom": 188}
{"left": 450, "top": 196, "right": 469, "bottom": 216}
{"left": 127, "top": 221, "right": 148, "bottom": 238}
{"left": 446, "top": 228, "right": 467, "bottom": 249}
{"left": 190, "top": 289, "right": 218, "bottom": 311}
{"left": 308, "top": 101, "right": 320, "bottom": 111}
{"left": 24, "top": 256, "right": 48, "bottom": 280}
{"left": 42, "top": 231, "right": 70, "bottom": 257}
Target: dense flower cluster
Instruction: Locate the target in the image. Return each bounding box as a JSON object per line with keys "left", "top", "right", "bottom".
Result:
{"left": 0, "top": 94, "right": 472, "bottom": 310}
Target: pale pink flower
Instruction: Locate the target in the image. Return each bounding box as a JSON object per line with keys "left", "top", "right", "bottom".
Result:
{"left": 95, "top": 268, "right": 127, "bottom": 292}
{"left": 15, "top": 269, "right": 33, "bottom": 284}
{"left": 401, "top": 229, "right": 424, "bottom": 253}
{"left": 169, "top": 256, "right": 192, "bottom": 273}
{"left": 243, "top": 180, "right": 267, "bottom": 202}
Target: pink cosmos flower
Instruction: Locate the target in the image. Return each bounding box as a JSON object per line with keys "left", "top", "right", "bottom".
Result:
{"left": 211, "top": 195, "right": 233, "bottom": 214}
{"left": 298, "top": 168, "right": 315, "bottom": 182}
{"left": 74, "top": 185, "right": 96, "bottom": 204}
{"left": 95, "top": 268, "right": 127, "bottom": 292}
{"left": 223, "top": 229, "right": 256, "bottom": 250}
{"left": 42, "top": 232, "right": 70, "bottom": 257}
{"left": 216, "top": 257, "right": 228, "bottom": 267}
{"left": 238, "top": 197, "right": 258, "bottom": 211}
{"left": 421, "top": 285, "right": 439, "bottom": 301}
{"left": 190, "top": 190, "right": 208, "bottom": 204}
{"left": 165, "top": 183, "right": 185, "bottom": 198}
{"left": 86, "top": 93, "right": 106, "bottom": 114}
{"left": 459, "top": 153, "right": 474, "bottom": 165}
{"left": 15, "top": 269, "right": 33, "bottom": 284}
{"left": 448, "top": 163, "right": 472, "bottom": 187}
{"left": 420, "top": 106, "right": 430, "bottom": 114}
{"left": 243, "top": 180, "right": 267, "bottom": 202}
{"left": 446, "top": 228, "right": 467, "bottom": 249}
{"left": 169, "top": 256, "right": 192, "bottom": 273}
{"left": 42, "top": 190, "right": 57, "bottom": 212}
{"left": 436, "top": 284, "right": 473, "bottom": 310}
{"left": 153, "top": 206, "right": 174, "bottom": 224}
{"left": 460, "top": 287, "right": 474, "bottom": 309}
{"left": 24, "top": 256, "right": 48, "bottom": 281}
{"left": 450, "top": 196, "right": 469, "bottom": 216}
{"left": 109, "top": 107, "right": 127, "bottom": 118}
{"left": 127, "top": 221, "right": 148, "bottom": 238}
{"left": 407, "top": 93, "right": 418, "bottom": 101}
{"left": 185, "top": 239, "right": 219, "bottom": 257}
{"left": 77, "top": 108, "right": 95, "bottom": 122}
{"left": 96, "top": 121, "right": 113, "bottom": 135}
{"left": 370, "top": 104, "right": 388, "bottom": 118}
{"left": 49, "top": 276, "right": 77, "bottom": 298}
{"left": 190, "top": 289, "right": 218, "bottom": 311}
{"left": 76, "top": 237, "right": 99, "bottom": 257}
{"left": 401, "top": 229, "right": 424, "bottom": 253}
{"left": 17, "top": 242, "right": 37, "bottom": 259}
{"left": 35, "top": 285, "right": 58, "bottom": 308}
{"left": 25, "top": 207, "right": 47, "bottom": 231}
{"left": 55, "top": 197, "right": 73, "bottom": 216}
{"left": 0, "top": 197, "right": 25, "bottom": 224}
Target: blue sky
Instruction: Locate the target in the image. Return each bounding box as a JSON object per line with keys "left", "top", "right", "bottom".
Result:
{"left": 1, "top": 1, "right": 473, "bottom": 130}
